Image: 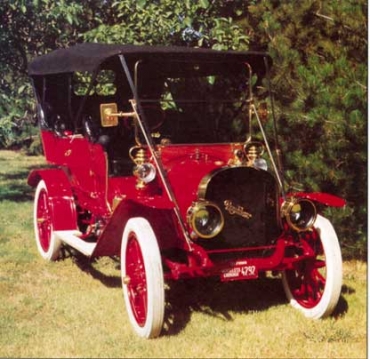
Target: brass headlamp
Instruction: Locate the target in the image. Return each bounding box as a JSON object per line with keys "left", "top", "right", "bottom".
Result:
{"left": 187, "top": 200, "right": 224, "bottom": 239}
{"left": 281, "top": 197, "right": 317, "bottom": 232}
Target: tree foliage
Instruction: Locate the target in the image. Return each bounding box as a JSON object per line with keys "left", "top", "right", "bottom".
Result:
{"left": 82, "top": 0, "right": 249, "bottom": 50}
{"left": 245, "top": 0, "right": 367, "bottom": 257}
{"left": 0, "top": 0, "right": 367, "bottom": 257}
{"left": 0, "top": 0, "right": 115, "bottom": 146}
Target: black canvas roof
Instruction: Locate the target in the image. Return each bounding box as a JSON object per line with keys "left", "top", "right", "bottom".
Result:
{"left": 28, "top": 43, "right": 272, "bottom": 76}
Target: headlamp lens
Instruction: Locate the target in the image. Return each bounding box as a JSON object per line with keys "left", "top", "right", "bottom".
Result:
{"left": 187, "top": 201, "right": 224, "bottom": 239}
{"left": 282, "top": 198, "right": 317, "bottom": 232}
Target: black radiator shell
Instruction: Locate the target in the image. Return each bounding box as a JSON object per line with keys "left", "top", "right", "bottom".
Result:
{"left": 198, "top": 166, "right": 281, "bottom": 250}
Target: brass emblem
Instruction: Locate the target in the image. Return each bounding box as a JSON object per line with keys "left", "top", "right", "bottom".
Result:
{"left": 224, "top": 200, "right": 252, "bottom": 219}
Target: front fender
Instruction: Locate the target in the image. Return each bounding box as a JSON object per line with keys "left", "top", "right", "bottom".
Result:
{"left": 287, "top": 192, "right": 346, "bottom": 207}
{"left": 28, "top": 168, "right": 77, "bottom": 231}
{"left": 91, "top": 199, "right": 183, "bottom": 258}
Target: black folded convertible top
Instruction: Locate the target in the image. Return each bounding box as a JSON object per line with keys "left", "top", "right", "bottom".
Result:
{"left": 28, "top": 43, "right": 272, "bottom": 76}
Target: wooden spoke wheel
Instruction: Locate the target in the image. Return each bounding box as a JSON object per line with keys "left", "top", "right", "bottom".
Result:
{"left": 121, "top": 218, "right": 164, "bottom": 338}
{"left": 34, "top": 180, "right": 61, "bottom": 261}
{"left": 282, "top": 215, "right": 342, "bottom": 319}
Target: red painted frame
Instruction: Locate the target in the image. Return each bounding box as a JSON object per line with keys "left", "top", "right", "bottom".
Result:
{"left": 28, "top": 125, "right": 345, "bottom": 285}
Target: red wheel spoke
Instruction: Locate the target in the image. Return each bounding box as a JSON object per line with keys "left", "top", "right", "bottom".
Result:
{"left": 311, "top": 269, "right": 326, "bottom": 291}
{"left": 121, "top": 218, "right": 165, "bottom": 338}
{"left": 286, "top": 233, "right": 327, "bottom": 308}
{"left": 37, "top": 189, "right": 52, "bottom": 252}
{"left": 125, "top": 234, "right": 148, "bottom": 327}
{"left": 312, "top": 259, "right": 325, "bottom": 269}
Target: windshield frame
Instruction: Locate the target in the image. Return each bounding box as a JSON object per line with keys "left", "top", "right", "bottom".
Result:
{"left": 133, "top": 58, "right": 260, "bottom": 146}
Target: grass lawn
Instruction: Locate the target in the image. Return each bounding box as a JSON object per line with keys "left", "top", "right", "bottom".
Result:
{"left": 0, "top": 150, "right": 367, "bottom": 358}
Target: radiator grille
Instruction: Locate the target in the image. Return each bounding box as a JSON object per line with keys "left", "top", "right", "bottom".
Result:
{"left": 198, "top": 166, "right": 281, "bottom": 250}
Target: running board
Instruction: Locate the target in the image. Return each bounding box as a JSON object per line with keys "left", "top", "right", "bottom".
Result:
{"left": 54, "top": 230, "right": 97, "bottom": 257}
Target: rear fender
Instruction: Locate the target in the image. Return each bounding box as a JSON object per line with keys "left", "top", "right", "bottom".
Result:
{"left": 28, "top": 169, "right": 77, "bottom": 230}
{"left": 92, "top": 199, "right": 183, "bottom": 258}
{"left": 286, "top": 192, "right": 346, "bottom": 207}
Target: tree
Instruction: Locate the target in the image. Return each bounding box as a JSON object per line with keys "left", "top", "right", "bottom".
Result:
{"left": 245, "top": 0, "right": 367, "bottom": 258}
{"left": 82, "top": 0, "right": 249, "bottom": 50}
{"left": 0, "top": 0, "right": 116, "bottom": 146}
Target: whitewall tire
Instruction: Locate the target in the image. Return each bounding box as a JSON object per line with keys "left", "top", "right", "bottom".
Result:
{"left": 33, "top": 180, "right": 61, "bottom": 261}
{"left": 282, "top": 214, "right": 342, "bottom": 319}
{"left": 121, "top": 217, "right": 165, "bottom": 338}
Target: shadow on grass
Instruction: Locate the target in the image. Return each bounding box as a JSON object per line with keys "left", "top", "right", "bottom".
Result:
{"left": 0, "top": 172, "right": 33, "bottom": 202}
{"left": 162, "top": 276, "right": 288, "bottom": 336}
{"left": 68, "top": 250, "right": 122, "bottom": 288}
{"left": 66, "top": 251, "right": 290, "bottom": 334}
{"left": 59, "top": 248, "right": 351, "bottom": 337}
{"left": 0, "top": 163, "right": 49, "bottom": 202}
{"left": 331, "top": 284, "right": 353, "bottom": 318}
{"left": 163, "top": 278, "right": 351, "bottom": 337}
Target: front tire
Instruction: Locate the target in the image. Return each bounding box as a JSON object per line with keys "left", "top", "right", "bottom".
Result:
{"left": 282, "top": 214, "right": 342, "bottom": 319}
{"left": 121, "top": 217, "right": 165, "bottom": 338}
{"left": 33, "top": 180, "right": 61, "bottom": 261}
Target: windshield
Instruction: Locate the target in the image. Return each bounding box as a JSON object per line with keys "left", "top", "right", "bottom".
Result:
{"left": 136, "top": 60, "right": 256, "bottom": 144}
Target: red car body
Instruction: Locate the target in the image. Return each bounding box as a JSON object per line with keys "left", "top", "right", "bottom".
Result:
{"left": 28, "top": 43, "right": 346, "bottom": 338}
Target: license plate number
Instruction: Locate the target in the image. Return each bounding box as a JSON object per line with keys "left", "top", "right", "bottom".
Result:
{"left": 220, "top": 265, "right": 258, "bottom": 282}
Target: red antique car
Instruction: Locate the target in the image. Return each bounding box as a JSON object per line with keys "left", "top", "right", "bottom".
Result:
{"left": 28, "top": 43, "right": 345, "bottom": 338}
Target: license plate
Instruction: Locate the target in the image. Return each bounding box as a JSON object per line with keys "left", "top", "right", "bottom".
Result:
{"left": 220, "top": 264, "right": 258, "bottom": 282}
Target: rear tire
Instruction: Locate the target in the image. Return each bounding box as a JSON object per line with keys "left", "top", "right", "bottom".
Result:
{"left": 34, "top": 180, "right": 61, "bottom": 261}
{"left": 121, "top": 217, "right": 164, "bottom": 338}
{"left": 282, "top": 215, "right": 342, "bottom": 319}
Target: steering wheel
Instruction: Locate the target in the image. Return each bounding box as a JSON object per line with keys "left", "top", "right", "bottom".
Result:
{"left": 140, "top": 104, "right": 166, "bottom": 130}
